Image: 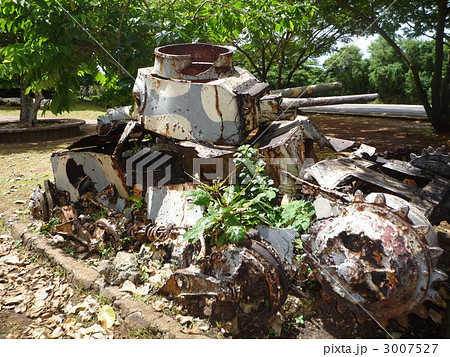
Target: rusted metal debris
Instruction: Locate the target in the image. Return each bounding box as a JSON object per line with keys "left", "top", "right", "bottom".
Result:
{"left": 410, "top": 145, "right": 450, "bottom": 179}
{"left": 159, "top": 238, "right": 290, "bottom": 328}
{"left": 303, "top": 192, "right": 447, "bottom": 328}
{"left": 300, "top": 149, "right": 450, "bottom": 327}
{"left": 29, "top": 43, "right": 449, "bottom": 332}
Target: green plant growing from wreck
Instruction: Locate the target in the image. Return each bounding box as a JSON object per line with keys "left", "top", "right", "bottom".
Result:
{"left": 39, "top": 217, "right": 60, "bottom": 234}
{"left": 183, "top": 145, "right": 315, "bottom": 246}
{"left": 129, "top": 192, "right": 145, "bottom": 210}
{"left": 280, "top": 200, "right": 315, "bottom": 233}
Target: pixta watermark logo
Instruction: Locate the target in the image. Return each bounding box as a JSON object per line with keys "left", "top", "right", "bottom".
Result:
{"left": 125, "top": 150, "right": 316, "bottom": 190}
{"left": 192, "top": 157, "right": 316, "bottom": 184}
{"left": 125, "top": 148, "right": 172, "bottom": 188}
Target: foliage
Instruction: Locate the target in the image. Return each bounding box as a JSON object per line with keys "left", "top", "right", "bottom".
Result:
{"left": 401, "top": 39, "right": 436, "bottom": 103}
{"left": 331, "top": 0, "right": 449, "bottom": 132}
{"left": 323, "top": 45, "right": 370, "bottom": 95}
{"left": 367, "top": 37, "right": 408, "bottom": 103}
{"left": 99, "top": 243, "right": 114, "bottom": 257}
{"left": 92, "top": 208, "right": 108, "bottom": 221}
{"left": 294, "top": 315, "right": 305, "bottom": 325}
{"left": 279, "top": 200, "right": 315, "bottom": 233}
{"left": 183, "top": 145, "right": 315, "bottom": 246}
{"left": 366, "top": 37, "right": 442, "bottom": 104}
{"left": 147, "top": 0, "right": 358, "bottom": 89}
{"left": 0, "top": 0, "right": 155, "bottom": 122}
{"left": 0, "top": 0, "right": 94, "bottom": 117}
{"left": 39, "top": 217, "right": 60, "bottom": 234}
{"left": 129, "top": 192, "right": 145, "bottom": 210}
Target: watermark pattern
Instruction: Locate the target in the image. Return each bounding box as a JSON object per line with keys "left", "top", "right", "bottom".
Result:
{"left": 126, "top": 148, "right": 172, "bottom": 188}
{"left": 192, "top": 156, "right": 315, "bottom": 185}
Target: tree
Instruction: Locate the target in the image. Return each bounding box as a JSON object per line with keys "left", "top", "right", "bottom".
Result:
{"left": 323, "top": 45, "right": 370, "bottom": 94}
{"left": 333, "top": 0, "right": 450, "bottom": 132}
{"left": 367, "top": 37, "right": 408, "bottom": 103}
{"left": 147, "top": 0, "right": 359, "bottom": 89}
{"left": 402, "top": 39, "right": 436, "bottom": 103}
{"left": 0, "top": 1, "right": 94, "bottom": 126}
{"left": 76, "top": 0, "right": 158, "bottom": 106}
{"left": 367, "top": 37, "right": 437, "bottom": 103}
{"left": 0, "top": 0, "right": 156, "bottom": 126}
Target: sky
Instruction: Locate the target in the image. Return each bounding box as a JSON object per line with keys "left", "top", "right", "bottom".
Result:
{"left": 351, "top": 35, "right": 378, "bottom": 58}
{"left": 317, "top": 34, "right": 378, "bottom": 65}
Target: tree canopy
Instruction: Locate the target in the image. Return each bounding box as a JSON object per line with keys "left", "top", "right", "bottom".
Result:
{"left": 324, "top": 45, "right": 370, "bottom": 95}
{"left": 0, "top": 0, "right": 93, "bottom": 124}
{"left": 145, "top": 0, "right": 359, "bottom": 88}
{"left": 1, "top": 0, "right": 448, "bottom": 132}
{"left": 332, "top": 0, "right": 449, "bottom": 132}
{"left": 0, "top": 0, "right": 155, "bottom": 125}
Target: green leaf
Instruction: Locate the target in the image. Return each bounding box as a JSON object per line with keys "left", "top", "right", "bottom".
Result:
{"left": 183, "top": 215, "right": 216, "bottom": 243}
{"left": 183, "top": 189, "right": 212, "bottom": 207}
{"left": 280, "top": 200, "right": 315, "bottom": 233}
{"left": 224, "top": 216, "right": 247, "bottom": 245}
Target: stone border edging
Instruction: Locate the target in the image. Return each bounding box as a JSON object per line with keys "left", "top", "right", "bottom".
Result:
{"left": 8, "top": 219, "right": 209, "bottom": 339}
{"left": 0, "top": 119, "right": 86, "bottom": 143}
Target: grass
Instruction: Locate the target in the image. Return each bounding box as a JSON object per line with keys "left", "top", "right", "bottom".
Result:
{"left": 0, "top": 101, "right": 108, "bottom": 215}
{"left": 0, "top": 218, "right": 8, "bottom": 235}
{"left": 0, "top": 143, "right": 66, "bottom": 214}
{"left": 129, "top": 328, "right": 156, "bottom": 339}
{"left": 0, "top": 100, "right": 107, "bottom": 121}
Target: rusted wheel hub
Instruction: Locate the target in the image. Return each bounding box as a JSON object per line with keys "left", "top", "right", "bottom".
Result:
{"left": 303, "top": 191, "right": 447, "bottom": 327}
{"left": 159, "top": 239, "right": 289, "bottom": 329}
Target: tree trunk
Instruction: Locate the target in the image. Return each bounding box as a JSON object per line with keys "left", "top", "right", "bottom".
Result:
{"left": 19, "top": 76, "right": 43, "bottom": 127}
{"left": 334, "top": 0, "right": 450, "bottom": 132}
{"left": 430, "top": 0, "right": 450, "bottom": 132}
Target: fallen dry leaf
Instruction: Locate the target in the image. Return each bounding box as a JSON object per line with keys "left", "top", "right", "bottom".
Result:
{"left": 4, "top": 295, "right": 24, "bottom": 305}
{"left": 46, "top": 326, "right": 65, "bottom": 339}
{"left": 152, "top": 300, "right": 168, "bottom": 312}
{"left": 1, "top": 255, "right": 26, "bottom": 266}
{"left": 98, "top": 305, "right": 116, "bottom": 329}
{"left": 63, "top": 317, "right": 77, "bottom": 330}
{"left": 119, "top": 280, "right": 137, "bottom": 294}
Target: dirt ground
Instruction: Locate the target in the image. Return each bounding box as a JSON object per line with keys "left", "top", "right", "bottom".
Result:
{"left": 1, "top": 112, "right": 450, "bottom": 339}
{"left": 309, "top": 113, "right": 450, "bottom": 152}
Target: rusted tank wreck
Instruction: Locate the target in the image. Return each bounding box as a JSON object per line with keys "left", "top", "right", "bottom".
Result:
{"left": 30, "top": 43, "right": 449, "bottom": 332}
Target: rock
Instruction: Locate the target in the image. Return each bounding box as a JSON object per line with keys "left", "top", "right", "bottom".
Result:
{"left": 98, "top": 259, "right": 112, "bottom": 276}
{"left": 108, "top": 252, "right": 141, "bottom": 286}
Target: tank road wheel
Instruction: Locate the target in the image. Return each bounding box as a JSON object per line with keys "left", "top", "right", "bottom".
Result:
{"left": 303, "top": 191, "right": 448, "bottom": 328}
